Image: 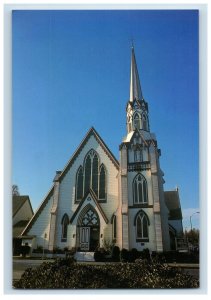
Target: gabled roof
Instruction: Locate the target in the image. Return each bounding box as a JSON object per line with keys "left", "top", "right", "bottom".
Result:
{"left": 21, "top": 127, "right": 115, "bottom": 236}
{"left": 164, "top": 190, "right": 183, "bottom": 220}
{"left": 58, "top": 127, "right": 119, "bottom": 181}
{"left": 13, "top": 195, "right": 33, "bottom": 218}
{"left": 70, "top": 189, "right": 109, "bottom": 224}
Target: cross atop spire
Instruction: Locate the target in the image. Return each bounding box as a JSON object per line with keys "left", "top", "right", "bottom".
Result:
{"left": 129, "top": 45, "right": 143, "bottom": 102}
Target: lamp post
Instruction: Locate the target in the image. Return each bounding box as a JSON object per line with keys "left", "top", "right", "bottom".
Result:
{"left": 190, "top": 212, "right": 199, "bottom": 231}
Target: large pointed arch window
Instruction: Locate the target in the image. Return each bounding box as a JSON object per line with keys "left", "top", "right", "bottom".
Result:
{"left": 133, "top": 173, "right": 148, "bottom": 204}
{"left": 76, "top": 166, "right": 83, "bottom": 202}
{"left": 84, "top": 150, "right": 99, "bottom": 197}
{"left": 133, "top": 113, "right": 141, "bottom": 130}
{"left": 99, "top": 164, "right": 106, "bottom": 200}
{"left": 61, "top": 214, "right": 69, "bottom": 242}
{"left": 135, "top": 210, "right": 149, "bottom": 241}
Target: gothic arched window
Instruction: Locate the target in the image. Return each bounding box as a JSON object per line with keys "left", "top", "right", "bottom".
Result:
{"left": 134, "top": 145, "right": 143, "bottom": 162}
{"left": 135, "top": 210, "right": 149, "bottom": 240}
{"left": 76, "top": 166, "right": 83, "bottom": 202}
{"left": 133, "top": 113, "right": 141, "bottom": 130}
{"left": 133, "top": 174, "right": 148, "bottom": 204}
{"left": 61, "top": 214, "right": 69, "bottom": 242}
{"left": 142, "top": 114, "right": 148, "bottom": 131}
{"left": 99, "top": 164, "right": 106, "bottom": 200}
{"left": 84, "top": 150, "right": 99, "bottom": 197}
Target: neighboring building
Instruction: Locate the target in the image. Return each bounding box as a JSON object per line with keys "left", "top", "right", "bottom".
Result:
{"left": 164, "top": 189, "right": 183, "bottom": 250}
{"left": 13, "top": 195, "right": 34, "bottom": 255}
{"left": 21, "top": 46, "right": 183, "bottom": 253}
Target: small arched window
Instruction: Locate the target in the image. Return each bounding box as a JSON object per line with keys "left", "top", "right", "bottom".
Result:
{"left": 112, "top": 215, "right": 117, "bottom": 241}
{"left": 133, "top": 174, "right": 148, "bottom": 204}
{"left": 99, "top": 164, "right": 106, "bottom": 200}
{"left": 133, "top": 113, "right": 141, "bottom": 130}
{"left": 76, "top": 166, "right": 83, "bottom": 202}
{"left": 134, "top": 210, "right": 149, "bottom": 241}
{"left": 61, "top": 214, "right": 69, "bottom": 242}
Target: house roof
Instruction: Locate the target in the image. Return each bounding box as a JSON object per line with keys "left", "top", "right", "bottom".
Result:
{"left": 13, "top": 220, "right": 30, "bottom": 238}
{"left": 13, "top": 195, "right": 33, "bottom": 218}
{"left": 164, "top": 191, "right": 182, "bottom": 220}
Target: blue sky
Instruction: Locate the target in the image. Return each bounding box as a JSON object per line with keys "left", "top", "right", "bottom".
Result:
{"left": 12, "top": 9, "right": 199, "bottom": 230}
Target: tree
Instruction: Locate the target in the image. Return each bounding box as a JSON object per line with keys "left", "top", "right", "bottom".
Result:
{"left": 12, "top": 185, "right": 20, "bottom": 196}
{"left": 184, "top": 228, "right": 199, "bottom": 246}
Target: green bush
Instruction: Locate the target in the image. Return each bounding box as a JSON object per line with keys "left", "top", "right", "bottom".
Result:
{"left": 14, "top": 258, "right": 199, "bottom": 289}
{"left": 120, "top": 248, "right": 129, "bottom": 262}
{"left": 111, "top": 246, "right": 120, "bottom": 261}
{"left": 94, "top": 250, "right": 105, "bottom": 262}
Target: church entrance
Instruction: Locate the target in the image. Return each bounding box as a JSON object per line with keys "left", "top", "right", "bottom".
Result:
{"left": 77, "top": 205, "right": 100, "bottom": 251}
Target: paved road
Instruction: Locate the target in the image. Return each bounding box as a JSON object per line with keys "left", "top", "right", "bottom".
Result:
{"left": 13, "top": 259, "right": 54, "bottom": 280}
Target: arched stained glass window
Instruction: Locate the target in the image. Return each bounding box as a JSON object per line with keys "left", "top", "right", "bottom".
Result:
{"left": 76, "top": 166, "right": 83, "bottom": 201}
{"left": 61, "top": 214, "right": 69, "bottom": 241}
{"left": 99, "top": 165, "right": 106, "bottom": 200}
{"left": 92, "top": 154, "right": 99, "bottom": 196}
{"left": 133, "top": 174, "right": 148, "bottom": 204}
{"left": 84, "top": 150, "right": 99, "bottom": 197}
{"left": 84, "top": 154, "right": 92, "bottom": 195}
{"left": 136, "top": 211, "right": 149, "bottom": 239}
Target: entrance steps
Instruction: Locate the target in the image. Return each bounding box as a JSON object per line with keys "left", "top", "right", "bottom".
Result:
{"left": 74, "top": 251, "right": 95, "bottom": 262}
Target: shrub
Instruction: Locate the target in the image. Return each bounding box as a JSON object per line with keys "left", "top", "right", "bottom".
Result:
{"left": 120, "top": 248, "right": 129, "bottom": 262}
{"left": 20, "top": 245, "right": 30, "bottom": 257}
{"left": 129, "top": 248, "right": 140, "bottom": 262}
{"left": 94, "top": 250, "right": 105, "bottom": 262}
{"left": 14, "top": 258, "right": 199, "bottom": 289}
{"left": 111, "top": 246, "right": 120, "bottom": 261}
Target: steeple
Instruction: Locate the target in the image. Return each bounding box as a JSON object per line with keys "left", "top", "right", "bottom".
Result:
{"left": 129, "top": 45, "right": 143, "bottom": 102}
{"left": 126, "top": 45, "right": 149, "bottom": 134}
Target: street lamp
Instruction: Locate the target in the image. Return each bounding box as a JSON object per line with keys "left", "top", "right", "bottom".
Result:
{"left": 190, "top": 212, "right": 199, "bottom": 231}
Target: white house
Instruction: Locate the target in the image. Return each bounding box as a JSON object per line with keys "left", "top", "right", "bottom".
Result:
{"left": 21, "top": 46, "right": 183, "bottom": 254}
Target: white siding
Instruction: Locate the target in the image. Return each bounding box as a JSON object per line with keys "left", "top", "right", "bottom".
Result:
{"left": 55, "top": 134, "right": 119, "bottom": 249}
{"left": 27, "top": 195, "right": 54, "bottom": 249}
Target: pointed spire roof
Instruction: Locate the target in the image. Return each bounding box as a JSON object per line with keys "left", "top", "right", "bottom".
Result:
{"left": 129, "top": 45, "right": 143, "bottom": 102}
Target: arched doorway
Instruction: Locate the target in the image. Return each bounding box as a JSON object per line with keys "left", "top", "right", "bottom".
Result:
{"left": 77, "top": 205, "right": 100, "bottom": 251}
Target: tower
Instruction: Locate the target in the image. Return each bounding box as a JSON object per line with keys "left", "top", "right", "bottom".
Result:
{"left": 118, "top": 45, "right": 170, "bottom": 252}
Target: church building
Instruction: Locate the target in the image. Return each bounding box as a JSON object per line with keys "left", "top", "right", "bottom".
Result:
{"left": 21, "top": 46, "right": 183, "bottom": 254}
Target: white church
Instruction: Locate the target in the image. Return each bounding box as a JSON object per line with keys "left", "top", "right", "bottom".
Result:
{"left": 21, "top": 46, "right": 183, "bottom": 254}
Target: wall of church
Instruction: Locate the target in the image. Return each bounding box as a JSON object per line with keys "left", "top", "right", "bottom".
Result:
{"left": 27, "top": 194, "right": 54, "bottom": 249}
{"left": 54, "top": 134, "right": 119, "bottom": 249}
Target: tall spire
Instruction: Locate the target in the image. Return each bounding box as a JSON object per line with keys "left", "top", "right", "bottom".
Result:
{"left": 129, "top": 45, "right": 143, "bottom": 102}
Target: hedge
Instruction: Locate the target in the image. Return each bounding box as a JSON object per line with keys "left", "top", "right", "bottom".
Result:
{"left": 14, "top": 258, "right": 199, "bottom": 289}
